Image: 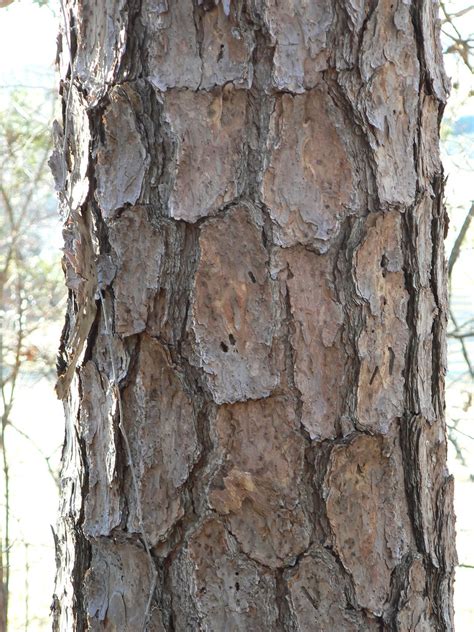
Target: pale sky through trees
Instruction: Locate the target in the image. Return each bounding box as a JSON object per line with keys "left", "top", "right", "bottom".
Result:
{"left": 0, "top": 3, "right": 63, "bottom": 630}
{"left": 0, "top": 1, "right": 57, "bottom": 91}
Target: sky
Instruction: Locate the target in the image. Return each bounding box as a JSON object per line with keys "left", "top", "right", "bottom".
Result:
{"left": 0, "top": 1, "right": 58, "bottom": 90}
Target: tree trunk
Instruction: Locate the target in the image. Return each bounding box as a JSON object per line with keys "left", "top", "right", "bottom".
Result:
{"left": 0, "top": 541, "right": 6, "bottom": 632}
{"left": 52, "top": 1, "right": 456, "bottom": 630}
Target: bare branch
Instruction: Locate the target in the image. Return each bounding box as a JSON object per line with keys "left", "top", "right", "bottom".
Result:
{"left": 448, "top": 202, "right": 474, "bottom": 279}
{"left": 448, "top": 329, "right": 474, "bottom": 339}
{"left": 447, "top": 422, "right": 474, "bottom": 442}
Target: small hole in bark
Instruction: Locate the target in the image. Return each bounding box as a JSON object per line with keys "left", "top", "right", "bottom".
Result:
{"left": 369, "top": 366, "right": 379, "bottom": 385}
{"left": 217, "top": 43, "right": 225, "bottom": 63}
{"left": 235, "top": 571, "right": 239, "bottom": 576}
{"left": 220, "top": 342, "right": 229, "bottom": 352}
{"left": 388, "top": 347, "right": 395, "bottom": 376}
{"left": 248, "top": 270, "right": 257, "bottom": 283}
{"left": 235, "top": 582, "right": 240, "bottom": 591}
{"left": 202, "top": 0, "right": 217, "bottom": 10}
{"left": 228, "top": 333, "right": 236, "bottom": 345}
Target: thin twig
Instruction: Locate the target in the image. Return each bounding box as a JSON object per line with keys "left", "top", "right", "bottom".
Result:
{"left": 447, "top": 6, "right": 474, "bottom": 20}
{"left": 448, "top": 202, "right": 474, "bottom": 279}
{"left": 0, "top": 413, "right": 10, "bottom": 628}
{"left": 440, "top": 1, "right": 464, "bottom": 40}
{"left": 448, "top": 329, "right": 474, "bottom": 339}
{"left": 447, "top": 428, "right": 468, "bottom": 466}
{"left": 447, "top": 422, "right": 474, "bottom": 442}
{"left": 7, "top": 424, "right": 59, "bottom": 488}
{"left": 449, "top": 307, "right": 474, "bottom": 379}
{"left": 440, "top": 1, "right": 474, "bottom": 71}
{"left": 448, "top": 317, "right": 474, "bottom": 335}
{"left": 23, "top": 542, "right": 29, "bottom": 632}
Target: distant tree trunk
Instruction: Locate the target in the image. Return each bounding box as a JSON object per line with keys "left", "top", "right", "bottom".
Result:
{"left": 0, "top": 542, "right": 6, "bottom": 632}
{"left": 52, "top": 1, "right": 456, "bottom": 630}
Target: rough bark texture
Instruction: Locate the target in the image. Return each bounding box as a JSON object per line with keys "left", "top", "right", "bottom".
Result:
{"left": 52, "top": 1, "right": 456, "bottom": 630}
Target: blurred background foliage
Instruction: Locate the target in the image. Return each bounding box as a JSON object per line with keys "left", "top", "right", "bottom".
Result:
{"left": 0, "top": 2, "right": 64, "bottom": 630}
{"left": 0, "top": 89, "right": 65, "bottom": 631}
{"left": 0, "top": 90, "right": 64, "bottom": 384}
{"left": 0, "top": 0, "right": 472, "bottom": 630}
{"left": 440, "top": 2, "right": 474, "bottom": 481}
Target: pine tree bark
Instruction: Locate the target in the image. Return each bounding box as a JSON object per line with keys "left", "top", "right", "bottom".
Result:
{"left": 52, "top": 1, "right": 456, "bottom": 630}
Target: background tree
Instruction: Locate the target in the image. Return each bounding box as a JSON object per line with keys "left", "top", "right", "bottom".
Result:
{"left": 52, "top": 1, "right": 457, "bottom": 630}
{"left": 438, "top": 1, "right": 474, "bottom": 474}
{"left": 0, "top": 88, "right": 64, "bottom": 631}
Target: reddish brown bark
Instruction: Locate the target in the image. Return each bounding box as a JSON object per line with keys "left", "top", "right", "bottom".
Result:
{"left": 52, "top": 2, "right": 456, "bottom": 630}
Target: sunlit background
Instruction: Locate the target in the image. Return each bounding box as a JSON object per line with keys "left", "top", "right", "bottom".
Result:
{"left": 0, "top": 2, "right": 63, "bottom": 629}
{"left": 0, "top": 1, "right": 473, "bottom": 630}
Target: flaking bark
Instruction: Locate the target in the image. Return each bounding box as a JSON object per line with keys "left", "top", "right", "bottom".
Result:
{"left": 53, "top": 1, "right": 456, "bottom": 630}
